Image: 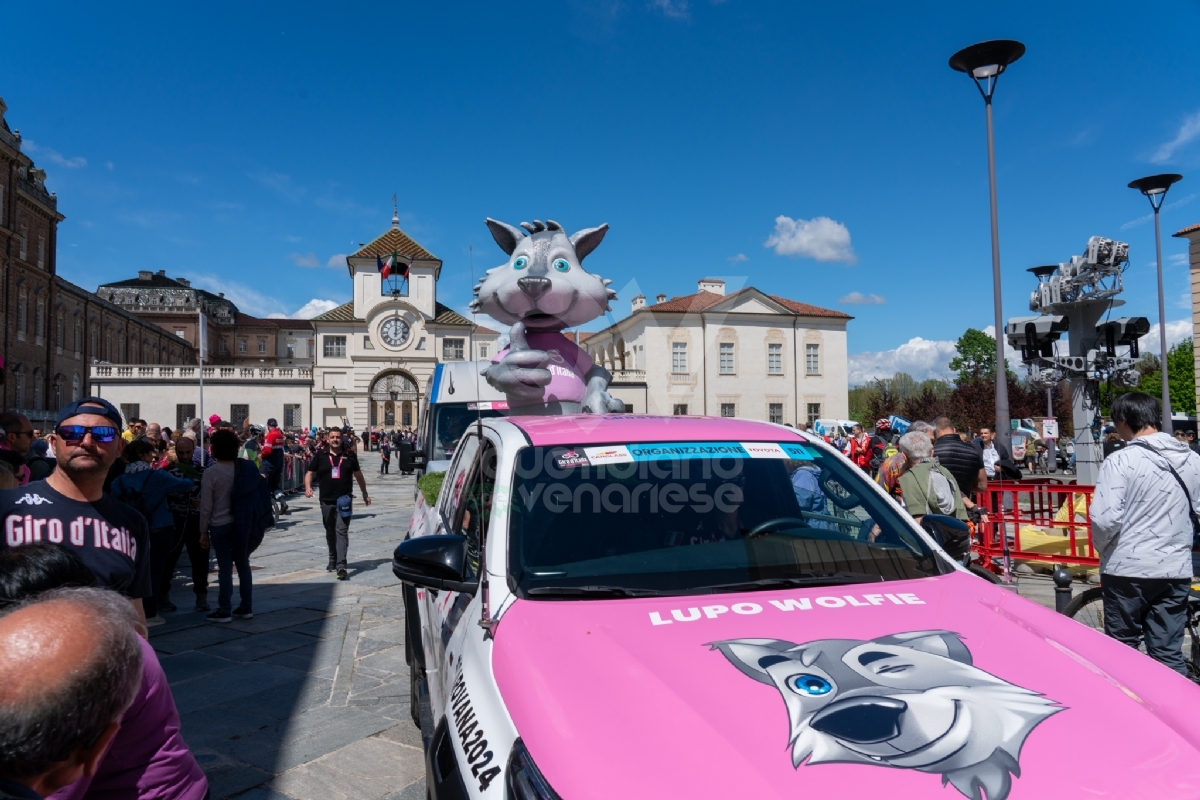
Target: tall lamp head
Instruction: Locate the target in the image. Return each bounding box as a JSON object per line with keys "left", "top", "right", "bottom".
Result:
{"left": 950, "top": 39, "right": 1026, "bottom": 101}
{"left": 1129, "top": 174, "right": 1183, "bottom": 211}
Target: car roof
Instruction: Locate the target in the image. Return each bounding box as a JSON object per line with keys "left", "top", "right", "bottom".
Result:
{"left": 496, "top": 414, "right": 809, "bottom": 447}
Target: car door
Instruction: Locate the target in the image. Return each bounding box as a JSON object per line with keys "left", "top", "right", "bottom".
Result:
{"left": 421, "top": 433, "right": 481, "bottom": 710}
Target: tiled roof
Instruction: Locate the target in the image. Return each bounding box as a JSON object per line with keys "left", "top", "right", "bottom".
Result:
{"left": 473, "top": 324, "right": 500, "bottom": 335}
{"left": 351, "top": 226, "right": 439, "bottom": 262}
{"left": 645, "top": 287, "right": 851, "bottom": 319}
{"left": 432, "top": 303, "right": 472, "bottom": 326}
{"left": 233, "top": 313, "right": 315, "bottom": 329}
{"left": 1174, "top": 222, "right": 1200, "bottom": 238}
{"left": 310, "top": 301, "right": 359, "bottom": 322}
{"left": 101, "top": 274, "right": 187, "bottom": 289}
{"left": 562, "top": 331, "right": 596, "bottom": 343}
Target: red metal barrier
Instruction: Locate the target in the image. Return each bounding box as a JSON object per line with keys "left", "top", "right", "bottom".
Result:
{"left": 974, "top": 481, "right": 1098, "bottom": 580}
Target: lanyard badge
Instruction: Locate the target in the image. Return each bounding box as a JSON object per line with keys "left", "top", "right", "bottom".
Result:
{"left": 330, "top": 453, "right": 344, "bottom": 480}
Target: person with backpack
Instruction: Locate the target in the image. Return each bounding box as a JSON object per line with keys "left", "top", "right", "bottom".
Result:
{"left": 896, "top": 430, "right": 967, "bottom": 524}
{"left": 110, "top": 439, "right": 195, "bottom": 626}
{"left": 1090, "top": 392, "right": 1200, "bottom": 676}
{"left": 380, "top": 436, "right": 392, "bottom": 475}
{"left": 198, "top": 429, "right": 272, "bottom": 623}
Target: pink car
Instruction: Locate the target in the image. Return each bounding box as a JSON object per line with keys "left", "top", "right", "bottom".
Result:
{"left": 393, "top": 415, "right": 1200, "bottom": 800}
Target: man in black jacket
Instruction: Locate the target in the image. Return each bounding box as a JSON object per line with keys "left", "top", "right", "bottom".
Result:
{"left": 932, "top": 416, "right": 987, "bottom": 522}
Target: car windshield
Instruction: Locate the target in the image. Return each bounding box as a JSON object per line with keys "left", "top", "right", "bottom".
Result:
{"left": 507, "top": 440, "right": 948, "bottom": 598}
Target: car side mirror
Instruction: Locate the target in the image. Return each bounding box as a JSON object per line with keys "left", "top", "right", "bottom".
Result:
{"left": 920, "top": 514, "right": 972, "bottom": 564}
{"left": 398, "top": 441, "right": 426, "bottom": 472}
{"left": 392, "top": 534, "right": 478, "bottom": 593}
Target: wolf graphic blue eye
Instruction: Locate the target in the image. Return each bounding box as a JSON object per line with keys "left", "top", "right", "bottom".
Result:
{"left": 789, "top": 674, "right": 833, "bottom": 696}
{"left": 513, "top": 256, "right": 529, "bottom": 270}
{"left": 553, "top": 258, "right": 570, "bottom": 272}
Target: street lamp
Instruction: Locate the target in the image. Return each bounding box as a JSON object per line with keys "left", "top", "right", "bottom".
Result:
{"left": 950, "top": 39, "right": 1026, "bottom": 449}
{"left": 1128, "top": 173, "right": 1184, "bottom": 432}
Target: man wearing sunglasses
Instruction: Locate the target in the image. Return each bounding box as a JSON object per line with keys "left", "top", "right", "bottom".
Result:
{"left": 0, "top": 398, "right": 152, "bottom": 636}
{"left": 0, "top": 412, "right": 54, "bottom": 483}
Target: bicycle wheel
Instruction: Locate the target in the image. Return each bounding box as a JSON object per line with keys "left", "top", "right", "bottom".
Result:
{"left": 967, "top": 564, "right": 1003, "bottom": 585}
{"left": 1063, "top": 586, "right": 1105, "bottom": 632}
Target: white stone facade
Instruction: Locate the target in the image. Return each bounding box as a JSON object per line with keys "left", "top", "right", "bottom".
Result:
{"left": 581, "top": 279, "right": 850, "bottom": 424}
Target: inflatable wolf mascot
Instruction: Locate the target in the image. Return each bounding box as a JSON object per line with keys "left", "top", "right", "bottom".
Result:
{"left": 472, "top": 218, "right": 625, "bottom": 415}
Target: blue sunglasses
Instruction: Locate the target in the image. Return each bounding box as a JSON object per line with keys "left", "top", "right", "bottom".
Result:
{"left": 56, "top": 425, "right": 119, "bottom": 445}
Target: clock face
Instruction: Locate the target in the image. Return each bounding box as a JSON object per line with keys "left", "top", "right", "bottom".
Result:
{"left": 380, "top": 317, "right": 411, "bottom": 347}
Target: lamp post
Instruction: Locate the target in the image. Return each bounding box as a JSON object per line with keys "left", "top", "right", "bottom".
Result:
{"left": 950, "top": 39, "right": 1026, "bottom": 449}
{"left": 1128, "top": 173, "right": 1184, "bottom": 432}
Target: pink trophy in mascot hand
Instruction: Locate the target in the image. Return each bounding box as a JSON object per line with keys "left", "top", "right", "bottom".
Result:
{"left": 472, "top": 218, "right": 624, "bottom": 415}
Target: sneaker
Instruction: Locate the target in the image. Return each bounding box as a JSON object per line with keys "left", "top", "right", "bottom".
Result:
{"left": 337, "top": 568, "right": 348, "bottom": 581}
{"left": 159, "top": 599, "right": 177, "bottom": 613}
{"left": 326, "top": 561, "right": 336, "bottom": 572}
{"left": 232, "top": 607, "right": 254, "bottom": 619}
{"left": 206, "top": 610, "right": 233, "bottom": 623}
{"left": 145, "top": 615, "right": 166, "bottom": 627}
{"left": 194, "top": 598, "right": 210, "bottom": 613}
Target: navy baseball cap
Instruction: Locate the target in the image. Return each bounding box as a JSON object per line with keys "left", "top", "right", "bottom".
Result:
{"left": 56, "top": 396, "right": 124, "bottom": 429}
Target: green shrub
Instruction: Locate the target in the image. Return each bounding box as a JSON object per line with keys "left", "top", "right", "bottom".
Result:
{"left": 417, "top": 471, "right": 446, "bottom": 506}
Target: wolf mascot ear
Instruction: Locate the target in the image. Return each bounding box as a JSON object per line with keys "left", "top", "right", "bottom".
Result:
{"left": 871, "top": 630, "right": 973, "bottom": 666}
{"left": 708, "top": 639, "right": 820, "bottom": 685}
{"left": 568, "top": 224, "right": 609, "bottom": 262}
{"left": 486, "top": 218, "right": 526, "bottom": 256}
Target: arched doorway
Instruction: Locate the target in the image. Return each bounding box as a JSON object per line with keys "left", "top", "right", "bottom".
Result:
{"left": 369, "top": 370, "right": 421, "bottom": 431}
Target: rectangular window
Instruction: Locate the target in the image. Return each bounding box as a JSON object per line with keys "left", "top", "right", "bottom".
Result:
{"left": 324, "top": 336, "right": 347, "bottom": 357}
{"left": 671, "top": 342, "right": 688, "bottom": 373}
{"left": 175, "top": 329, "right": 185, "bottom": 338}
{"left": 14, "top": 375, "right": 24, "bottom": 409}
{"left": 258, "top": 338, "right": 267, "bottom": 353}
{"left": 176, "top": 404, "right": 196, "bottom": 431}
{"left": 286, "top": 341, "right": 295, "bottom": 358}
{"left": 363, "top": 335, "right": 374, "bottom": 350}
{"left": 806, "top": 343, "right": 820, "bottom": 375}
{"left": 37, "top": 236, "right": 45, "bottom": 269}
{"left": 33, "top": 379, "right": 42, "bottom": 411}
{"left": 768, "top": 343, "right": 783, "bottom": 375}
{"left": 284, "top": 403, "right": 303, "bottom": 428}
{"left": 443, "top": 338, "right": 465, "bottom": 360}
{"left": 480, "top": 345, "right": 488, "bottom": 359}
{"left": 0, "top": 186, "right": 4, "bottom": 220}
{"left": 120, "top": 404, "right": 140, "bottom": 424}
{"left": 74, "top": 321, "right": 82, "bottom": 354}
{"left": 769, "top": 403, "right": 784, "bottom": 424}
{"left": 238, "top": 338, "right": 247, "bottom": 353}
{"left": 807, "top": 403, "right": 822, "bottom": 425}
{"left": 218, "top": 338, "right": 228, "bottom": 355}
{"left": 19, "top": 225, "right": 27, "bottom": 260}
{"left": 719, "top": 342, "right": 734, "bottom": 374}
{"left": 230, "top": 405, "right": 249, "bottom": 428}
{"left": 720, "top": 403, "right": 736, "bottom": 418}
{"left": 672, "top": 404, "right": 688, "bottom": 416}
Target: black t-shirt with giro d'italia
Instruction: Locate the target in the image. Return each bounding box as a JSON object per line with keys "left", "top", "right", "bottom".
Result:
{"left": 0, "top": 482, "right": 152, "bottom": 599}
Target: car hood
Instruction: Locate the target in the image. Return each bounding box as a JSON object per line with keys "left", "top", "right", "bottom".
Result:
{"left": 492, "top": 572, "right": 1200, "bottom": 799}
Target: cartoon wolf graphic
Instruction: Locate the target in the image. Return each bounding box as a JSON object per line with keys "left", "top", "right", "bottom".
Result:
{"left": 471, "top": 219, "right": 623, "bottom": 415}
{"left": 710, "top": 631, "right": 1062, "bottom": 800}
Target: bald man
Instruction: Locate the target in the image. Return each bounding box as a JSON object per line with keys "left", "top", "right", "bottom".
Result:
{"left": 0, "top": 588, "right": 142, "bottom": 799}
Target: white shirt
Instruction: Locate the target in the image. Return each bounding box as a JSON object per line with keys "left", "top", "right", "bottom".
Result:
{"left": 981, "top": 442, "right": 1000, "bottom": 477}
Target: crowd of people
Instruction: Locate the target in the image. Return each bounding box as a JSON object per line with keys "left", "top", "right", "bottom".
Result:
{"left": 0, "top": 397, "right": 390, "bottom": 799}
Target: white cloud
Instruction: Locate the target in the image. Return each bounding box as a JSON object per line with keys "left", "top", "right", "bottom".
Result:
{"left": 182, "top": 273, "right": 293, "bottom": 318}
{"left": 649, "top": 0, "right": 690, "bottom": 19}
{"left": 291, "top": 299, "right": 341, "bottom": 319}
{"left": 1152, "top": 109, "right": 1200, "bottom": 164}
{"left": 727, "top": 253, "right": 748, "bottom": 263}
{"left": 289, "top": 252, "right": 320, "bottom": 268}
{"left": 326, "top": 253, "right": 348, "bottom": 268}
{"left": 765, "top": 215, "right": 856, "bottom": 263}
{"left": 1139, "top": 319, "right": 1192, "bottom": 355}
{"left": 106, "top": 161, "right": 115, "bottom": 171}
{"left": 839, "top": 291, "right": 886, "bottom": 305}
{"left": 1170, "top": 252, "right": 1189, "bottom": 267}
{"left": 22, "top": 140, "right": 87, "bottom": 169}
{"left": 848, "top": 337, "right": 957, "bottom": 384}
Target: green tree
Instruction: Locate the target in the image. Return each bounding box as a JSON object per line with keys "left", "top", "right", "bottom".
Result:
{"left": 1136, "top": 339, "right": 1196, "bottom": 417}
{"left": 949, "top": 328, "right": 998, "bottom": 384}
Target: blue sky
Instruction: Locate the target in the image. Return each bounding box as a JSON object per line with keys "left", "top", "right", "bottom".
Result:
{"left": 4, "top": 1, "right": 1199, "bottom": 383}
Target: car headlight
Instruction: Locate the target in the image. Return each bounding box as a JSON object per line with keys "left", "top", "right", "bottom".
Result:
{"left": 506, "top": 738, "right": 563, "bottom": 800}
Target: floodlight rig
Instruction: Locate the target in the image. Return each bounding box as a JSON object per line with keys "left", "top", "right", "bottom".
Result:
{"left": 1007, "top": 237, "right": 1149, "bottom": 485}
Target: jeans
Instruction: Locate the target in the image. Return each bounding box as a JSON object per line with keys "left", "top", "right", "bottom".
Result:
{"left": 209, "top": 522, "right": 252, "bottom": 614}
{"left": 1102, "top": 574, "right": 1191, "bottom": 676}
{"left": 380, "top": 456, "right": 390, "bottom": 474}
{"left": 143, "top": 525, "right": 175, "bottom": 618}
{"left": 320, "top": 502, "right": 350, "bottom": 570}
{"left": 266, "top": 451, "right": 284, "bottom": 493}
{"left": 162, "top": 509, "right": 210, "bottom": 601}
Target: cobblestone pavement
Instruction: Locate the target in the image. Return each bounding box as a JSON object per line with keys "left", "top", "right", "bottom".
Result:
{"left": 154, "top": 451, "right": 426, "bottom": 800}
{"left": 154, "top": 452, "right": 1072, "bottom": 799}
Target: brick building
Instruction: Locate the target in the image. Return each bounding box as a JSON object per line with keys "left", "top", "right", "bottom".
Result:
{"left": 0, "top": 97, "right": 196, "bottom": 426}
{"left": 97, "top": 270, "right": 313, "bottom": 367}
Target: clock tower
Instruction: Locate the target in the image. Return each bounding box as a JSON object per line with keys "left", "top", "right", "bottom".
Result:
{"left": 309, "top": 211, "right": 498, "bottom": 431}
